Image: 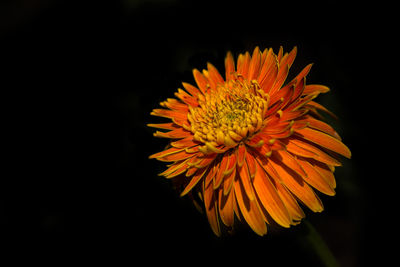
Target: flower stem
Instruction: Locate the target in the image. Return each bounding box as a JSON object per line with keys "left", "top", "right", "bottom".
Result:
{"left": 302, "top": 220, "right": 339, "bottom": 267}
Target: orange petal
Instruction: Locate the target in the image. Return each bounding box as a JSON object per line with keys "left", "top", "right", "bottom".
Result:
{"left": 159, "top": 158, "right": 192, "bottom": 178}
{"left": 271, "top": 176, "right": 305, "bottom": 223}
{"left": 153, "top": 128, "right": 192, "bottom": 139}
{"left": 170, "top": 136, "right": 198, "bottom": 148}
{"left": 273, "top": 150, "right": 307, "bottom": 177}
{"left": 279, "top": 109, "right": 308, "bottom": 122}
{"left": 182, "top": 82, "right": 202, "bottom": 97}
{"left": 310, "top": 159, "right": 336, "bottom": 189}
{"left": 292, "top": 76, "right": 305, "bottom": 102}
{"left": 296, "top": 157, "right": 335, "bottom": 196}
{"left": 268, "top": 82, "right": 294, "bottom": 108}
{"left": 277, "top": 46, "right": 283, "bottom": 62}
{"left": 258, "top": 49, "right": 278, "bottom": 88}
{"left": 236, "top": 143, "right": 246, "bottom": 167}
{"left": 161, "top": 97, "right": 189, "bottom": 112}
{"left": 193, "top": 68, "right": 209, "bottom": 94}
{"left": 268, "top": 159, "right": 324, "bottom": 212}
{"left": 207, "top": 62, "right": 225, "bottom": 86}
{"left": 147, "top": 122, "right": 180, "bottom": 130}
{"left": 253, "top": 160, "right": 291, "bottom": 227}
{"left": 218, "top": 187, "right": 234, "bottom": 227}
{"left": 248, "top": 46, "right": 261, "bottom": 80}
{"left": 149, "top": 147, "right": 184, "bottom": 159}
{"left": 303, "top": 84, "right": 330, "bottom": 95}
{"left": 223, "top": 150, "right": 237, "bottom": 176}
{"left": 290, "top": 63, "right": 313, "bottom": 85}
{"left": 237, "top": 51, "right": 251, "bottom": 78}
{"left": 151, "top": 108, "right": 187, "bottom": 121}
{"left": 234, "top": 173, "right": 267, "bottom": 236}
{"left": 298, "top": 115, "right": 341, "bottom": 140}
{"left": 185, "top": 166, "right": 198, "bottom": 177}
{"left": 181, "top": 167, "right": 209, "bottom": 196}
{"left": 269, "top": 63, "right": 289, "bottom": 95}
{"left": 213, "top": 153, "right": 229, "bottom": 189}
{"left": 225, "top": 51, "right": 236, "bottom": 80}
{"left": 306, "top": 100, "right": 338, "bottom": 119}
{"left": 203, "top": 181, "right": 221, "bottom": 236}
{"left": 155, "top": 148, "right": 195, "bottom": 162}
{"left": 194, "top": 153, "right": 217, "bottom": 168}
{"left": 245, "top": 134, "right": 265, "bottom": 148}
{"left": 223, "top": 166, "right": 236, "bottom": 196}
{"left": 286, "top": 138, "right": 342, "bottom": 166}
{"left": 245, "top": 151, "right": 257, "bottom": 178}
{"left": 174, "top": 88, "right": 198, "bottom": 107}
{"left": 238, "top": 160, "right": 255, "bottom": 201}
{"left": 202, "top": 69, "right": 216, "bottom": 91}
{"left": 288, "top": 92, "right": 319, "bottom": 112}
{"left": 295, "top": 127, "right": 351, "bottom": 158}
{"left": 279, "top": 46, "right": 297, "bottom": 69}
{"left": 204, "top": 162, "right": 218, "bottom": 187}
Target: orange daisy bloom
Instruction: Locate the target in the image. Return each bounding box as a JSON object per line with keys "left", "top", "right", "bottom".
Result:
{"left": 148, "top": 46, "right": 351, "bottom": 236}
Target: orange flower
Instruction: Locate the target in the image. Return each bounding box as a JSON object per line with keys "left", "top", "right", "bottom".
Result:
{"left": 148, "top": 46, "right": 351, "bottom": 236}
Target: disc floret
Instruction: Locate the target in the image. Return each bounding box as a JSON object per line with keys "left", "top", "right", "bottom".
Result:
{"left": 188, "top": 78, "right": 269, "bottom": 153}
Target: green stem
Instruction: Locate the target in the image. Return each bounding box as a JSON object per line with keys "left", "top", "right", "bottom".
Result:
{"left": 302, "top": 220, "right": 339, "bottom": 267}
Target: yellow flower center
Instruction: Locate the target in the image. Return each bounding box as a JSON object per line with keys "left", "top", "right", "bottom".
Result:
{"left": 188, "top": 78, "right": 269, "bottom": 149}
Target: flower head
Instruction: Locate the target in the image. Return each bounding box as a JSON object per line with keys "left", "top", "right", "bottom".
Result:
{"left": 148, "top": 46, "right": 351, "bottom": 236}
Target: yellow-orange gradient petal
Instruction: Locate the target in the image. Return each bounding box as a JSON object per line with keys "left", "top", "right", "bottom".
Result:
{"left": 149, "top": 46, "right": 351, "bottom": 236}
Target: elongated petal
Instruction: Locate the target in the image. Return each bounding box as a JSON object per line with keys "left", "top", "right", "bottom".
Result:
{"left": 223, "top": 167, "right": 236, "bottom": 195}
{"left": 161, "top": 97, "right": 189, "bottom": 112}
{"left": 253, "top": 160, "right": 291, "bottom": 227}
{"left": 224, "top": 150, "right": 237, "bottom": 175}
{"left": 207, "top": 62, "right": 225, "bottom": 86}
{"left": 181, "top": 167, "right": 209, "bottom": 196}
{"left": 219, "top": 187, "right": 234, "bottom": 227}
{"left": 290, "top": 63, "right": 313, "bottom": 84}
{"left": 309, "top": 159, "right": 336, "bottom": 189}
{"left": 245, "top": 151, "right": 257, "bottom": 178}
{"left": 203, "top": 181, "right": 221, "bottom": 236}
{"left": 160, "top": 158, "right": 192, "bottom": 177}
{"left": 147, "top": 122, "right": 180, "bottom": 130}
{"left": 234, "top": 173, "right": 267, "bottom": 236}
{"left": 182, "top": 82, "right": 202, "bottom": 97}
{"left": 303, "top": 84, "right": 330, "bottom": 95}
{"left": 236, "top": 143, "right": 246, "bottom": 167}
{"left": 269, "top": 158, "right": 324, "bottom": 212}
{"left": 170, "top": 136, "right": 198, "bottom": 148}
{"left": 238, "top": 160, "right": 255, "bottom": 201}
{"left": 149, "top": 147, "right": 184, "bottom": 159}
{"left": 272, "top": 177, "right": 305, "bottom": 223}
{"left": 258, "top": 49, "right": 278, "bottom": 92}
{"left": 296, "top": 157, "right": 335, "bottom": 196}
{"left": 269, "top": 64, "right": 289, "bottom": 95}
{"left": 298, "top": 116, "right": 341, "bottom": 140}
{"left": 193, "top": 68, "right": 209, "bottom": 94}
{"left": 295, "top": 127, "right": 351, "bottom": 158}
{"left": 237, "top": 51, "right": 251, "bottom": 78}
{"left": 156, "top": 149, "right": 195, "bottom": 162}
{"left": 306, "top": 101, "right": 338, "bottom": 119}
{"left": 280, "top": 46, "right": 297, "bottom": 69}
{"left": 213, "top": 153, "right": 229, "bottom": 189}
{"left": 286, "top": 138, "right": 342, "bottom": 166}
{"left": 273, "top": 150, "right": 306, "bottom": 177}
{"left": 175, "top": 88, "right": 198, "bottom": 107}
{"left": 248, "top": 46, "right": 261, "bottom": 80}
{"left": 225, "top": 51, "right": 235, "bottom": 80}
{"left": 153, "top": 128, "right": 192, "bottom": 139}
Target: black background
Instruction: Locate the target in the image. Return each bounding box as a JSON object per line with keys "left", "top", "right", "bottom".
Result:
{"left": 1, "top": 0, "right": 393, "bottom": 265}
